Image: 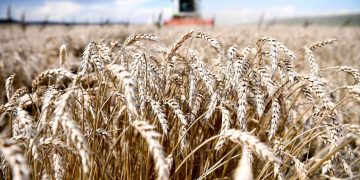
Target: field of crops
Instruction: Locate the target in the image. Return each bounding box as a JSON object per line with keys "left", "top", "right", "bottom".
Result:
{"left": 0, "top": 25, "right": 359, "bottom": 179}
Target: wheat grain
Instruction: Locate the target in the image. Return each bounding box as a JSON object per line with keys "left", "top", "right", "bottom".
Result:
{"left": 204, "top": 90, "right": 219, "bottom": 120}
{"left": 148, "top": 97, "right": 169, "bottom": 135}
{"left": 188, "top": 69, "right": 198, "bottom": 108}
{"left": 215, "top": 105, "right": 231, "bottom": 151}
{"left": 269, "top": 98, "right": 280, "bottom": 140}
{"left": 236, "top": 80, "right": 248, "bottom": 130}
{"left": 189, "top": 92, "right": 203, "bottom": 122}
{"left": 269, "top": 41, "right": 279, "bottom": 73}
{"left": 252, "top": 86, "right": 265, "bottom": 117}
{"left": 165, "top": 154, "right": 173, "bottom": 173}
{"left": 257, "top": 67, "right": 276, "bottom": 96}
{"left": 304, "top": 47, "right": 319, "bottom": 75}
{"left": 165, "top": 98, "right": 188, "bottom": 151}
{"left": 302, "top": 75, "right": 334, "bottom": 109}
{"left": 52, "top": 152, "right": 64, "bottom": 180}
{"left": 78, "top": 42, "right": 95, "bottom": 76}
{"left": 90, "top": 50, "right": 104, "bottom": 72}
{"left": 190, "top": 50, "right": 215, "bottom": 94}
{"left": 165, "top": 98, "right": 187, "bottom": 125}
{"left": 97, "top": 42, "right": 112, "bottom": 64}
{"left": 282, "top": 58, "right": 297, "bottom": 82}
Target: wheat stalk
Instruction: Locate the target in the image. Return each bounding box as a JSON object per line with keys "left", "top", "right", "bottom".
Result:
{"left": 233, "top": 144, "right": 253, "bottom": 180}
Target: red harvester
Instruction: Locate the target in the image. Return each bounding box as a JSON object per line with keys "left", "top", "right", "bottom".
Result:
{"left": 164, "top": 0, "right": 214, "bottom": 26}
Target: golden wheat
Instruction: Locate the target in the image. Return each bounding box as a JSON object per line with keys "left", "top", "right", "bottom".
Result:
{"left": 0, "top": 25, "right": 359, "bottom": 180}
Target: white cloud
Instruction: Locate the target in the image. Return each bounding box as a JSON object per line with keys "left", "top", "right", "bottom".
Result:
{"left": 11, "top": 0, "right": 169, "bottom": 23}
{"left": 203, "top": 5, "right": 302, "bottom": 25}
{"left": 206, "top": 5, "right": 360, "bottom": 25}
{"left": 31, "top": 1, "right": 82, "bottom": 20}
{"left": 7, "top": 1, "right": 359, "bottom": 25}
{"left": 115, "top": 0, "right": 153, "bottom": 7}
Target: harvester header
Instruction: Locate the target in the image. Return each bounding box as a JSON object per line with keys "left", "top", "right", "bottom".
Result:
{"left": 164, "top": 0, "right": 214, "bottom": 26}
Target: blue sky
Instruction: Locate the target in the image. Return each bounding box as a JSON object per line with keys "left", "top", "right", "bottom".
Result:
{"left": 0, "top": 0, "right": 359, "bottom": 24}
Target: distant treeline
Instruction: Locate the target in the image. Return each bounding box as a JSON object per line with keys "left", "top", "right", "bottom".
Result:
{"left": 0, "top": 18, "right": 130, "bottom": 26}
{"left": 272, "top": 13, "right": 360, "bottom": 26}
{"left": 0, "top": 5, "right": 129, "bottom": 26}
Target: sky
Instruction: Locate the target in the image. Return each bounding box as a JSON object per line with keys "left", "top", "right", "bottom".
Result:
{"left": 0, "top": 0, "right": 359, "bottom": 25}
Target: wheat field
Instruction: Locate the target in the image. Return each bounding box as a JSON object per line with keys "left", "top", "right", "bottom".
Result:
{"left": 0, "top": 25, "right": 359, "bottom": 180}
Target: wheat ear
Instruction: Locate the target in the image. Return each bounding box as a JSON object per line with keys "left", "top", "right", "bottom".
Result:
{"left": 123, "top": 33, "right": 159, "bottom": 46}
{"left": 5, "top": 74, "right": 16, "bottom": 101}
{"left": 222, "top": 129, "right": 281, "bottom": 164}
{"left": 236, "top": 80, "right": 248, "bottom": 130}
{"left": 269, "top": 98, "right": 280, "bottom": 140}
{"left": 309, "top": 38, "right": 337, "bottom": 51}
{"left": 0, "top": 140, "right": 30, "bottom": 180}
{"left": 338, "top": 66, "right": 360, "bottom": 83}
{"left": 148, "top": 97, "right": 169, "bottom": 135}
{"left": 165, "top": 98, "right": 188, "bottom": 151}
{"left": 52, "top": 151, "right": 64, "bottom": 180}
{"left": 59, "top": 44, "right": 67, "bottom": 66}
{"left": 215, "top": 105, "right": 231, "bottom": 151}
{"left": 165, "top": 29, "right": 193, "bottom": 61}
{"left": 107, "top": 64, "right": 139, "bottom": 117}
{"left": 132, "top": 120, "right": 169, "bottom": 180}
{"left": 304, "top": 47, "right": 319, "bottom": 75}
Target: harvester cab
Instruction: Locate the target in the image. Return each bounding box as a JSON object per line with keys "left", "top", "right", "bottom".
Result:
{"left": 164, "top": 0, "right": 214, "bottom": 26}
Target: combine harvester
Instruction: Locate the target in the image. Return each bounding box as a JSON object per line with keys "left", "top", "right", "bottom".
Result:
{"left": 164, "top": 0, "right": 214, "bottom": 26}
